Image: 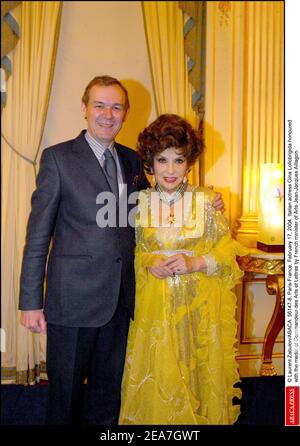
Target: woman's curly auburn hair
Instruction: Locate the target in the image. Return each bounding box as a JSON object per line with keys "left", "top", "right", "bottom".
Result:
{"left": 137, "top": 114, "right": 204, "bottom": 173}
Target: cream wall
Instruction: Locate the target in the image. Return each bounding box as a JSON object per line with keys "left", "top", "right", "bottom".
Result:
{"left": 40, "top": 1, "right": 157, "bottom": 154}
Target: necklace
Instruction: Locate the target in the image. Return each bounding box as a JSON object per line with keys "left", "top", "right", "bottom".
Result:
{"left": 155, "top": 181, "right": 188, "bottom": 207}
{"left": 155, "top": 182, "right": 188, "bottom": 225}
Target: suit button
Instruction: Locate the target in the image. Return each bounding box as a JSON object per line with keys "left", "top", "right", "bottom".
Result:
{"left": 116, "top": 257, "right": 122, "bottom": 263}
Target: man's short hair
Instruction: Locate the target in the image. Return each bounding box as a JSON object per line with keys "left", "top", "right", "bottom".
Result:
{"left": 82, "top": 75, "right": 130, "bottom": 110}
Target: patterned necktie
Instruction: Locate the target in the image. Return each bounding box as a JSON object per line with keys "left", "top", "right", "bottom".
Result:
{"left": 103, "top": 148, "right": 119, "bottom": 199}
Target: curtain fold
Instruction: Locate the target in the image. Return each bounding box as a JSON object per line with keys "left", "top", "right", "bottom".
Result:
{"left": 204, "top": 1, "right": 283, "bottom": 236}
{"left": 1, "top": 1, "right": 62, "bottom": 384}
{"left": 142, "top": 1, "right": 200, "bottom": 185}
{"left": 178, "top": 1, "right": 206, "bottom": 119}
{"left": 1, "top": 1, "right": 22, "bottom": 107}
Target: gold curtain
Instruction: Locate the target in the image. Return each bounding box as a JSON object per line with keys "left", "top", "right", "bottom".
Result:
{"left": 1, "top": 1, "right": 62, "bottom": 384}
{"left": 142, "top": 1, "right": 200, "bottom": 185}
{"left": 238, "top": 1, "right": 284, "bottom": 245}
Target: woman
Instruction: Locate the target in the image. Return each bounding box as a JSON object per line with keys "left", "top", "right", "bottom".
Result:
{"left": 119, "top": 114, "right": 247, "bottom": 425}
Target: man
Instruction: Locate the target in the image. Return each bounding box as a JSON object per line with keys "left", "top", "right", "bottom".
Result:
{"left": 19, "top": 75, "right": 224, "bottom": 425}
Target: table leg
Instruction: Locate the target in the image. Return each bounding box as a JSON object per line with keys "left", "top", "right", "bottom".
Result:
{"left": 260, "top": 275, "right": 284, "bottom": 376}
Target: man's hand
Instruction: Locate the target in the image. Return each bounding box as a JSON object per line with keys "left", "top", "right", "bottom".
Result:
{"left": 209, "top": 185, "right": 225, "bottom": 213}
{"left": 20, "top": 310, "right": 47, "bottom": 334}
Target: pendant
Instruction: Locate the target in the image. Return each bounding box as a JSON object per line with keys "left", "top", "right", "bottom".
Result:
{"left": 168, "top": 213, "right": 175, "bottom": 224}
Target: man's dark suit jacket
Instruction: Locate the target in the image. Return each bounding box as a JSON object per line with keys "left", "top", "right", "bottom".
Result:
{"left": 19, "top": 131, "right": 149, "bottom": 327}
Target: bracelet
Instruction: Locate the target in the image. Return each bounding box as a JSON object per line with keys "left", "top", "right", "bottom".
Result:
{"left": 202, "top": 254, "right": 218, "bottom": 275}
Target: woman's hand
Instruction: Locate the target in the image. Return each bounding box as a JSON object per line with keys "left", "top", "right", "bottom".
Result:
{"left": 162, "top": 254, "right": 206, "bottom": 275}
{"left": 148, "top": 258, "right": 174, "bottom": 279}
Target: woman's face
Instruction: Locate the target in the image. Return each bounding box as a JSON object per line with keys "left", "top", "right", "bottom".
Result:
{"left": 153, "top": 147, "right": 188, "bottom": 193}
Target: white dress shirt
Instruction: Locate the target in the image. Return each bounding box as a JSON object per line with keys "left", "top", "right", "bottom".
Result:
{"left": 85, "top": 130, "right": 125, "bottom": 197}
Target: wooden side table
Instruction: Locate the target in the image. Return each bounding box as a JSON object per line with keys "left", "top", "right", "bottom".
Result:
{"left": 237, "top": 251, "right": 284, "bottom": 376}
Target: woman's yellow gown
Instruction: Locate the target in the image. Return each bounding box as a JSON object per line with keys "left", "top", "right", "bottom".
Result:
{"left": 119, "top": 187, "right": 247, "bottom": 425}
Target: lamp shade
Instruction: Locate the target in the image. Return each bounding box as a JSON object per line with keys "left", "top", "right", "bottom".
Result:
{"left": 257, "top": 163, "right": 284, "bottom": 252}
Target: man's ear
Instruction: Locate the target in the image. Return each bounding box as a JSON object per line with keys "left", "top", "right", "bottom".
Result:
{"left": 122, "top": 107, "right": 129, "bottom": 123}
{"left": 81, "top": 102, "right": 87, "bottom": 119}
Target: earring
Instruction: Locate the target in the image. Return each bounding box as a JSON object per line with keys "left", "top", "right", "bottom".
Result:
{"left": 183, "top": 169, "right": 190, "bottom": 183}
{"left": 150, "top": 169, "right": 156, "bottom": 186}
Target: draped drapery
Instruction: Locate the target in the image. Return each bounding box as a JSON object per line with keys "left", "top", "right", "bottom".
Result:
{"left": 178, "top": 1, "right": 206, "bottom": 120}
{"left": 237, "top": 1, "right": 284, "bottom": 245}
{"left": 1, "top": 1, "right": 21, "bottom": 107}
{"left": 1, "top": 1, "right": 62, "bottom": 384}
{"left": 142, "top": 1, "right": 200, "bottom": 185}
{"left": 204, "top": 1, "right": 283, "bottom": 235}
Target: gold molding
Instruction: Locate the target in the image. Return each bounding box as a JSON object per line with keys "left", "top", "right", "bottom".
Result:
{"left": 238, "top": 255, "right": 284, "bottom": 276}
{"left": 218, "top": 1, "right": 231, "bottom": 27}
{"left": 240, "top": 336, "right": 284, "bottom": 345}
{"left": 236, "top": 353, "right": 283, "bottom": 361}
{"left": 237, "top": 215, "right": 258, "bottom": 233}
{"left": 236, "top": 216, "right": 258, "bottom": 248}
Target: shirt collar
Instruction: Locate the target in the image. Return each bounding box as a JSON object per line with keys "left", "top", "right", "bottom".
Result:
{"left": 85, "top": 130, "right": 115, "bottom": 156}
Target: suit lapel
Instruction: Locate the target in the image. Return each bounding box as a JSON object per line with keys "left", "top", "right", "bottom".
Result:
{"left": 72, "top": 131, "right": 111, "bottom": 191}
{"left": 71, "top": 133, "right": 135, "bottom": 193}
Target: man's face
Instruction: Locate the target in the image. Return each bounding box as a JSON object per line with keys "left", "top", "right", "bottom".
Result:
{"left": 82, "top": 84, "right": 128, "bottom": 146}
